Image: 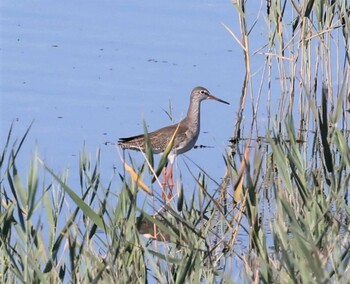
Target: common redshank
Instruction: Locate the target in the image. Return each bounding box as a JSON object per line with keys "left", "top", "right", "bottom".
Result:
{"left": 118, "top": 86, "right": 229, "bottom": 198}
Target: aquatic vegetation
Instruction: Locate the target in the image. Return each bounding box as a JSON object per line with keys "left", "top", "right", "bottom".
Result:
{"left": 1, "top": 0, "right": 350, "bottom": 282}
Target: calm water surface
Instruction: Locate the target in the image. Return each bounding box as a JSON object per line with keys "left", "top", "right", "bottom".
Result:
{"left": 1, "top": 1, "right": 262, "bottom": 280}
{"left": 1, "top": 0, "right": 246, "bottom": 190}
{"left": 1, "top": 1, "right": 243, "bottom": 180}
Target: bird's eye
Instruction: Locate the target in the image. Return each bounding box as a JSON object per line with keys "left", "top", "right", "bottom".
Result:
{"left": 200, "top": 90, "right": 208, "bottom": 95}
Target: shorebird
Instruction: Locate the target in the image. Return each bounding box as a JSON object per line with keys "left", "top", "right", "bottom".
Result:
{"left": 136, "top": 214, "right": 173, "bottom": 242}
{"left": 118, "top": 86, "right": 229, "bottom": 198}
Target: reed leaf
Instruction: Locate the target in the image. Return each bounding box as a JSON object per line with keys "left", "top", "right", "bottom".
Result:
{"left": 123, "top": 161, "right": 152, "bottom": 195}
{"left": 143, "top": 119, "right": 154, "bottom": 170}
{"left": 40, "top": 160, "right": 106, "bottom": 230}
{"left": 152, "top": 122, "right": 180, "bottom": 182}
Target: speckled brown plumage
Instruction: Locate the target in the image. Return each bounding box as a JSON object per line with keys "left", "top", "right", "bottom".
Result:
{"left": 118, "top": 119, "right": 195, "bottom": 154}
{"left": 118, "top": 86, "right": 229, "bottom": 198}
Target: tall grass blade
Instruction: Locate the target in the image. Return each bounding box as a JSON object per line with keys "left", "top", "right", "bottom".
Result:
{"left": 123, "top": 161, "right": 152, "bottom": 195}
{"left": 39, "top": 160, "right": 105, "bottom": 230}
{"left": 143, "top": 119, "right": 154, "bottom": 169}
{"left": 152, "top": 122, "right": 180, "bottom": 182}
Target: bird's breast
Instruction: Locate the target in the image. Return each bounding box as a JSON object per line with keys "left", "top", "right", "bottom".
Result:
{"left": 174, "top": 127, "right": 199, "bottom": 155}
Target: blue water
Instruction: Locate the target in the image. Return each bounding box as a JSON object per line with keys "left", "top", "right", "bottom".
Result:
{"left": 0, "top": 0, "right": 245, "bottom": 179}
{"left": 0, "top": 0, "right": 263, "bottom": 281}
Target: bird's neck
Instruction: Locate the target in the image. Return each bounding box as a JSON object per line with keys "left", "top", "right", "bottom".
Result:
{"left": 186, "top": 98, "right": 201, "bottom": 130}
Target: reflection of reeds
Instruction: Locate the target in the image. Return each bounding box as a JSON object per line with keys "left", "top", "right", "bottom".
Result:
{"left": 1, "top": 1, "right": 350, "bottom": 282}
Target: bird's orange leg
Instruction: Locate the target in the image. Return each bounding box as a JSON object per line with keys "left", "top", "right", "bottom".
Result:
{"left": 168, "top": 163, "right": 174, "bottom": 199}
{"left": 162, "top": 166, "right": 167, "bottom": 199}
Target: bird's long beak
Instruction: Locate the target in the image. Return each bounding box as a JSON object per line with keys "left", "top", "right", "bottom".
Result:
{"left": 208, "top": 94, "right": 230, "bottom": 105}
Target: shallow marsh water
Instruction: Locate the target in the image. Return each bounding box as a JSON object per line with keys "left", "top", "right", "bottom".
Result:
{"left": 1, "top": 0, "right": 246, "bottom": 189}
{"left": 0, "top": 1, "right": 265, "bottom": 281}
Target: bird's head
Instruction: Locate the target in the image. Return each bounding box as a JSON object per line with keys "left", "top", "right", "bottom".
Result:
{"left": 191, "top": 86, "right": 230, "bottom": 105}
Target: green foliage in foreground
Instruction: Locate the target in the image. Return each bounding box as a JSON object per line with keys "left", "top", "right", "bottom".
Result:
{"left": 1, "top": 112, "right": 350, "bottom": 283}
{"left": 0, "top": 124, "right": 236, "bottom": 283}
{"left": 1, "top": 0, "right": 350, "bottom": 283}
